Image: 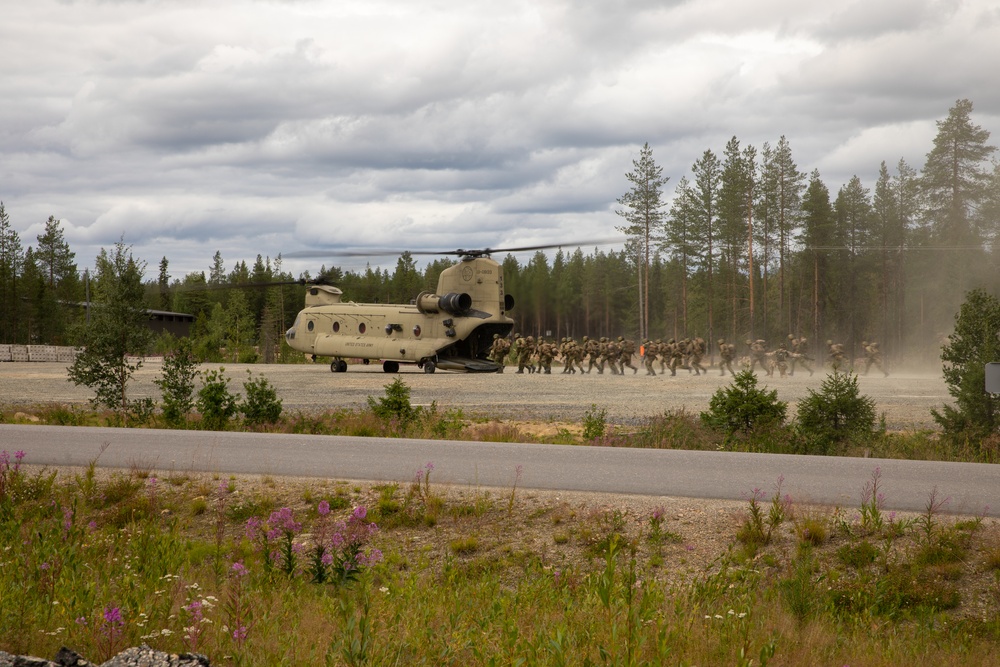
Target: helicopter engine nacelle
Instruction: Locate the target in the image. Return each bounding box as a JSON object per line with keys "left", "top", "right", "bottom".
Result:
{"left": 415, "top": 291, "right": 472, "bottom": 316}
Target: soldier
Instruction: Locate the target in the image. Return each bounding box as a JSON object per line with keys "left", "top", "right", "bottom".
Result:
{"left": 619, "top": 336, "right": 638, "bottom": 374}
{"left": 489, "top": 333, "right": 510, "bottom": 372}
{"left": 747, "top": 339, "right": 770, "bottom": 374}
{"left": 596, "top": 337, "right": 611, "bottom": 374}
{"left": 774, "top": 343, "right": 790, "bottom": 377}
{"left": 826, "top": 339, "right": 846, "bottom": 371}
{"left": 558, "top": 338, "right": 572, "bottom": 374}
{"left": 564, "top": 338, "right": 582, "bottom": 374}
{"left": 861, "top": 340, "right": 889, "bottom": 377}
{"left": 689, "top": 336, "right": 707, "bottom": 375}
{"left": 604, "top": 337, "right": 621, "bottom": 375}
{"left": 538, "top": 338, "right": 556, "bottom": 374}
{"left": 642, "top": 339, "right": 658, "bottom": 376}
{"left": 717, "top": 338, "right": 736, "bottom": 376}
{"left": 668, "top": 338, "right": 685, "bottom": 376}
{"left": 787, "top": 334, "right": 814, "bottom": 376}
{"left": 583, "top": 336, "right": 602, "bottom": 374}
{"left": 516, "top": 335, "right": 535, "bottom": 374}
{"left": 656, "top": 338, "right": 670, "bottom": 375}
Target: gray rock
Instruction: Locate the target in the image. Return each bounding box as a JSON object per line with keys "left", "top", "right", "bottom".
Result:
{"left": 0, "top": 648, "right": 209, "bottom": 667}
{"left": 99, "top": 646, "right": 210, "bottom": 667}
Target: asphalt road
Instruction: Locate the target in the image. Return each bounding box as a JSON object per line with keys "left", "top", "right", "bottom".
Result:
{"left": 4, "top": 424, "right": 998, "bottom": 517}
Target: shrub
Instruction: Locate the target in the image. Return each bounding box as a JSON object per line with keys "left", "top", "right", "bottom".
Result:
{"left": 241, "top": 370, "right": 283, "bottom": 426}
{"left": 367, "top": 377, "right": 416, "bottom": 424}
{"left": 155, "top": 338, "right": 200, "bottom": 427}
{"left": 582, "top": 404, "right": 607, "bottom": 441}
{"left": 796, "top": 371, "right": 877, "bottom": 454}
{"left": 700, "top": 369, "right": 787, "bottom": 439}
{"left": 196, "top": 367, "right": 239, "bottom": 431}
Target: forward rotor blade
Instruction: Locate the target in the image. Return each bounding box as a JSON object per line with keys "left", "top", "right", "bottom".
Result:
{"left": 283, "top": 237, "right": 621, "bottom": 260}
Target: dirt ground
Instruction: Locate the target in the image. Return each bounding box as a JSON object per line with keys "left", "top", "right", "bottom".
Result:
{"left": 0, "top": 360, "right": 951, "bottom": 431}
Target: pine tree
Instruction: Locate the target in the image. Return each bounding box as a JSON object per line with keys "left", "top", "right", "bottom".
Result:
{"left": 665, "top": 177, "right": 698, "bottom": 336}
{"left": 834, "top": 176, "right": 874, "bottom": 353}
{"left": 688, "top": 149, "right": 722, "bottom": 355}
{"left": 616, "top": 143, "right": 669, "bottom": 340}
{"left": 718, "top": 138, "right": 757, "bottom": 340}
{"left": 922, "top": 99, "right": 996, "bottom": 245}
{"left": 157, "top": 257, "right": 171, "bottom": 310}
{"left": 0, "top": 203, "right": 25, "bottom": 343}
{"left": 798, "top": 171, "right": 835, "bottom": 350}
{"left": 932, "top": 289, "right": 1000, "bottom": 445}
{"left": 920, "top": 99, "right": 997, "bottom": 337}
{"left": 34, "top": 215, "right": 80, "bottom": 343}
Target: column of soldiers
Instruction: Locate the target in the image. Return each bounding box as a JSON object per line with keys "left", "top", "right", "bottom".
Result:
{"left": 491, "top": 332, "right": 888, "bottom": 377}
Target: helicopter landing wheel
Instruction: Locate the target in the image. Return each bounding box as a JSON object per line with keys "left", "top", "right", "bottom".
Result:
{"left": 382, "top": 360, "right": 400, "bottom": 373}
{"left": 423, "top": 361, "right": 436, "bottom": 374}
{"left": 331, "top": 359, "right": 348, "bottom": 373}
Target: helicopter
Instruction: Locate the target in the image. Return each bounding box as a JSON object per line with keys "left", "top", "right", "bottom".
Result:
{"left": 282, "top": 243, "right": 575, "bottom": 373}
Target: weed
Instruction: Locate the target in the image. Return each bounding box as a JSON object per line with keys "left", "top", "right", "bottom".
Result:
{"left": 450, "top": 536, "right": 479, "bottom": 555}
{"left": 582, "top": 404, "right": 607, "bottom": 441}
{"left": 836, "top": 540, "right": 878, "bottom": 569}
{"left": 859, "top": 466, "right": 886, "bottom": 535}
{"left": 795, "top": 515, "right": 829, "bottom": 546}
{"left": 736, "top": 477, "right": 790, "bottom": 553}
{"left": 190, "top": 497, "right": 208, "bottom": 516}
{"left": 507, "top": 464, "right": 523, "bottom": 516}
{"left": 914, "top": 486, "right": 950, "bottom": 545}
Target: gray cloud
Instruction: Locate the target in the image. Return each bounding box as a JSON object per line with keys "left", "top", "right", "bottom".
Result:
{"left": 2, "top": 0, "right": 998, "bottom": 279}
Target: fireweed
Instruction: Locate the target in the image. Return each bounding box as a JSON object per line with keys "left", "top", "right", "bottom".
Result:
{"left": 412, "top": 462, "right": 435, "bottom": 502}
{"left": 266, "top": 507, "right": 303, "bottom": 576}
{"left": 0, "top": 449, "right": 26, "bottom": 512}
{"left": 308, "top": 499, "right": 333, "bottom": 583}
{"left": 97, "top": 605, "right": 125, "bottom": 661}
{"left": 225, "top": 561, "right": 251, "bottom": 650}
{"left": 326, "top": 506, "right": 383, "bottom": 585}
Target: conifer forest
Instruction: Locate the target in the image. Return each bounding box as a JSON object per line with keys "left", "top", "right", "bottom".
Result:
{"left": 2, "top": 99, "right": 998, "bottom": 368}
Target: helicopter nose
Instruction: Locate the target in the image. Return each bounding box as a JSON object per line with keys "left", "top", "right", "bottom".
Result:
{"left": 285, "top": 325, "right": 295, "bottom": 341}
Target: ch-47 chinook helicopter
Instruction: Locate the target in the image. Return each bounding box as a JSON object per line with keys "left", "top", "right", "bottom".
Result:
{"left": 282, "top": 243, "right": 578, "bottom": 374}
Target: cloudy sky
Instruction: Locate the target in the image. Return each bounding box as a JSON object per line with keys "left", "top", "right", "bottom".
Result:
{"left": 2, "top": 0, "right": 999, "bottom": 279}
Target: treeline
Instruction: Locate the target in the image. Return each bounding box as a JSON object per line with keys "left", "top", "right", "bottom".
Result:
{"left": 1, "top": 100, "right": 998, "bottom": 365}
{"left": 608, "top": 98, "right": 1000, "bottom": 366}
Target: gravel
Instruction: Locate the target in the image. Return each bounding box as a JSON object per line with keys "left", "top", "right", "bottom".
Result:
{"left": 0, "top": 360, "right": 951, "bottom": 431}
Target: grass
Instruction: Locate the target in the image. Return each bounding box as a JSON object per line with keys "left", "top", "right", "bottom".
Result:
{"left": 3, "top": 453, "right": 1000, "bottom": 665}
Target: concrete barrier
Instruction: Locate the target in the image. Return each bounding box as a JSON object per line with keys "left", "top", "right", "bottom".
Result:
{"left": 0, "top": 345, "right": 81, "bottom": 362}
{"left": 28, "top": 345, "right": 59, "bottom": 362}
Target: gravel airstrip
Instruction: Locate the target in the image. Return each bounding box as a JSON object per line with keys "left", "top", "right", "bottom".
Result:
{"left": 0, "top": 360, "right": 950, "bottom": 431}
